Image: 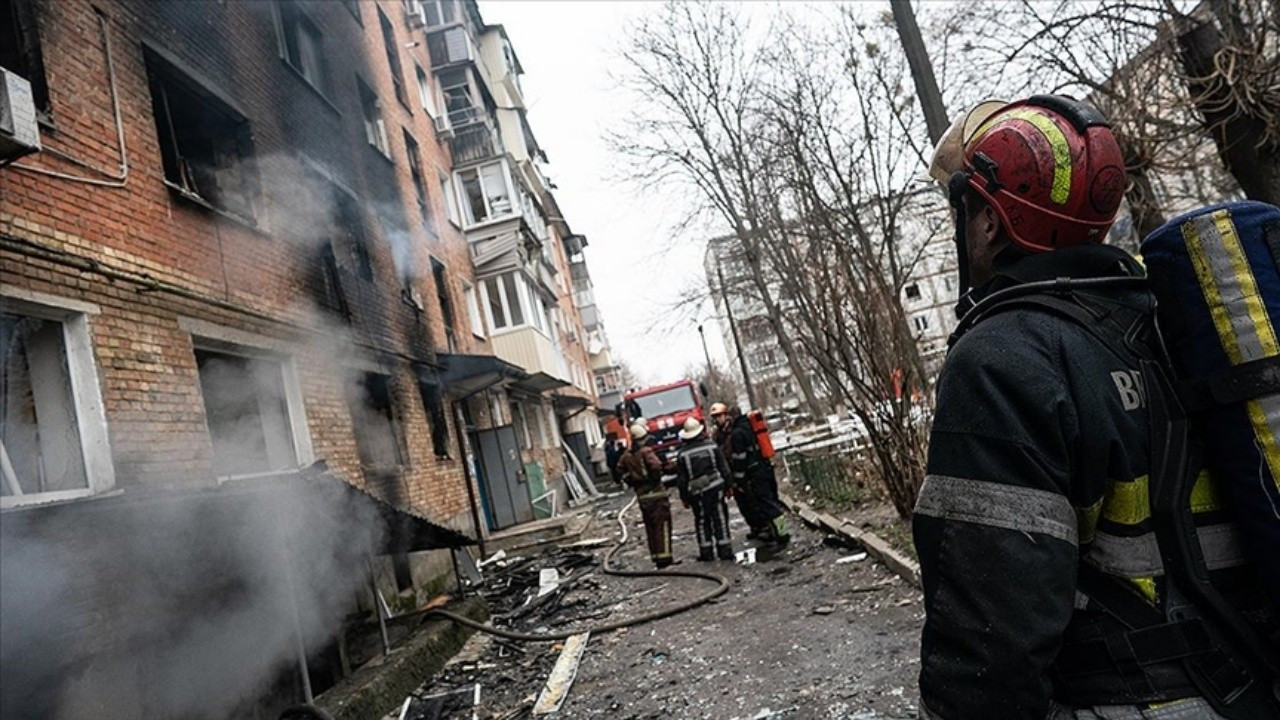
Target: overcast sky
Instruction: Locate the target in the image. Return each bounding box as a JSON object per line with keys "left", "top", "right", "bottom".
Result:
{"left": 479, "top": 1, "right": 731, "bottom": 386}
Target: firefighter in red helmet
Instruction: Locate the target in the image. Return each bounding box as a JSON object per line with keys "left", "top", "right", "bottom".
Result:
{"left": 914, "top": 96, "right": 1277, "bottom": 719}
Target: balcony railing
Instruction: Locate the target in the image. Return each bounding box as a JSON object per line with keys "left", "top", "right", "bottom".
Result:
{"left": 427, "top": 26, "right": 474, "bottom": 68}
{"left": 448, "top": 121, "right": 502, "bottom": 165}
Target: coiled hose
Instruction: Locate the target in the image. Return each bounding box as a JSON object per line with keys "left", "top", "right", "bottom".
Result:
{"left": 418, "top": 495, "right": 732, "bottom": 641}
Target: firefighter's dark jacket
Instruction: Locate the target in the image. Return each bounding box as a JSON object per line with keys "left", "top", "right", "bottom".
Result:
{"left": 726, "top": 415, "right": 769, "bottom": 485}
{"left": 674, "top": 435, "right": 730, "bottom": 503}
{"left": 914, "top": 245, "right": 1260, "bottom": 719}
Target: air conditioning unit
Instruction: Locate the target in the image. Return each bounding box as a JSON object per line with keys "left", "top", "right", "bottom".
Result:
{"left": 0, "top": 68, "right": 42, "bottom": 162}
{"left": 407, "top": 10, "right": 426, "bottom": 29}
{"left": 433, "top": 115, "right": 454, "bottom": 139}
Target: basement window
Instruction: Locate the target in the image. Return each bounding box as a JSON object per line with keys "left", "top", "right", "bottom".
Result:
{"left": 1, "top": 301, "right": 113, "bottom": 508}
{"left": 358, "top": 79, "right": 390, "bottom": 156}
{"left": 195, "top": 348, "right": 300, "bottom": 479}
{"left": 0, "top": 0, "right": 49, "bottom": 114}
{"left": 346, "top": 371, "right": 406, "bottom": 473}
{"left": 146, "top": 51, "right": 258, "bottom": 219}
{"left": 276, "top": 0, "right": 328, "bottom": 96}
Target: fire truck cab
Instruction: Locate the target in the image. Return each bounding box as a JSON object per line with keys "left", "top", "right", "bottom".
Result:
{"left": 619, "top": 379, "right": 707, "bottom": 461}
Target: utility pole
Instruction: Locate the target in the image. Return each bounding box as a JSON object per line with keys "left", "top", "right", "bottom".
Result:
{"left": 890, "top": 0, "right": 949, "bottom": 144}
{"left": 716, "top": 262, "right": 759, "bottom": 410}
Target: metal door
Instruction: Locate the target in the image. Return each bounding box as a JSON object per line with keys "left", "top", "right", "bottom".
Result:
{"left": 471, "top": 425, "right": 533, "bottom": 530}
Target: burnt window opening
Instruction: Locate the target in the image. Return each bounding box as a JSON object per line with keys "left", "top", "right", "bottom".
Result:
{"left": 346, "top": 371, "right": 406, "bottom": 472}
{"left": 377, "top": 8, "right": 409, "bottom": 108}
{"left": 194, "top": 348, "right": 298, "bottom": 479}
{"left": 403, "top": 130, "right": 431, "bottom": 227}
{"left": 277, "top": 0, "right": 328, "bottom": 95}
{"left": 358, "top": 78, "right": 389, "bottom": 156}
{"left": 0, "top": 0, "right": 49, "bottom": 113}
{"left": 431, "top": 259, "right": 457, "bottom": 353}
{"left": 145, "top": 51, "right": 258, "bottom": 219}
{"left": 420, "top": 381, "right": 451, "bottom": 458}
{"left": 334, "top": 191, "right": 375, "bottom": 282}
{"left": 1, "top": 312, "right": 87, "bottom": 498}
{"left": 315, "top": 243, "right": 350, "bottom": 319}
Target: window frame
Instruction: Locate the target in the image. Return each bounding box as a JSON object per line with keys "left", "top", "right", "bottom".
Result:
{"left": 377, "top": 7, "right": 411, "bottom": 110}
{"left": 345, "top": 368, "right": 408, "bottom": 474}
{"left": 403, "top": 129, "right": 431, "bottom": 227}
{"left": 439, "top": 171, "right": 461, "bottom": 227}
{"left": 274, "top": 0, "right": 330, "bottom": 97}
{"left": 455, "top": 160, "right": 515, "bottom": 227}
{"left": 0, "top": 291, "right": 114, "bottom": 509}
{"left": 415, "top": 63, "right": 437, "bottom": 118}
{"left": 1, "top": 0, "right": 50, "bottom": 115}
{"left": 463, "top": 281, "right": 485, "bottom": 338}
{"left": 357, "top": 78, "right": 390, "bottom": 157}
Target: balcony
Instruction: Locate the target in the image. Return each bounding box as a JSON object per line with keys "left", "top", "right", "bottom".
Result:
{"left": 427, "top": 26, "right": 475, "bottom": 68}
{"left": 448, "top": 120, "right": 502, "bottom": 166}
{"left": 491, "top": 326, "right": 569, "bottom": 388}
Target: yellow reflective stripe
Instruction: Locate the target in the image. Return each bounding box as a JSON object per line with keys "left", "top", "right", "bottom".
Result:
{"left": 1128, "top": 577, "right": 1158, "bottom": 605}
{"left": 971, "top": 108, "right": 1073, "bottom": 204}
{"left": 1186, "top": 212, "right": 1280, "bottom": 490}
{"left": 1102, "top": 475, "right": 1149, "bottom": 526}
{"left": 1077, "top": 497, "right": 1103, "bottom": 545}
{"left": 1189, "top": 470, "right": 1223, "bottom": 514}
{"left": 1101, "top": 473, "right": 1224, "bottom": 527}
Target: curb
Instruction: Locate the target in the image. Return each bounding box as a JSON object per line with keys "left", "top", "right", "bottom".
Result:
{"left": 780, "top": 492, "right": 921, "bottom": 588}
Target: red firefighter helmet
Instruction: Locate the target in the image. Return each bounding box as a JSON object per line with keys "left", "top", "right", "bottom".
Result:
{"left": 955, "top": 96, "right": 1126, "bottom": 253}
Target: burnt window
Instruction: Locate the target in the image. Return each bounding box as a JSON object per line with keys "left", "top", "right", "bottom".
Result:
{"left": 0, "top": 0, "right": 49, "bottom": 113}
{"left": 403, "top": 130, "right": 431, "bottom": 226}
{"left": 276, "top": 1, "right": 328, "bottom": 95}
{"left": 145, "top": 51, "right": 258, "bottom": 219}
{"left": 377, "top": 8, "right": 409, "bottom": 108}
{"left": 417, "top": 381, "right": 451, "bottom": 458}
{"left": 315, "top": 244, "right": 349, "bottom": 318}
{"left": 431, "top": 259, "right": 456, "bottom": 352}
{"left": 195, "top": 348, "right": 299, "bottom": 478}
{"left": 346, "top": 371, "right": 405, "bottom": 471}
{"left": 335, "top": 191, "right": 375, "bottom": 282}
{"left": 358, "top": 78, "right": 389, "bottom": 156}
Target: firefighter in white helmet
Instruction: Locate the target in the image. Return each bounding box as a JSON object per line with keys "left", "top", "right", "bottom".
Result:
{"left": 675, "top": 417, "right": 735, "bottom": 561}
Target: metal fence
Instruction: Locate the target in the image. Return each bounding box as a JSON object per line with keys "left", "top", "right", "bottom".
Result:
{"left": 781, "top": 444, "right": 883, "bottom": 508}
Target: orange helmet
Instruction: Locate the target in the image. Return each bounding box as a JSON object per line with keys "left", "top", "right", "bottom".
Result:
{"left": 949, "top": 96, "right": 1126, "bottom": 253}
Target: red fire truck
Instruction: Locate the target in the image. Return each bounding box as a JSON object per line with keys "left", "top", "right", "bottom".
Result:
{"left": 620, "top": 379, "right": 707, "bottom": 461}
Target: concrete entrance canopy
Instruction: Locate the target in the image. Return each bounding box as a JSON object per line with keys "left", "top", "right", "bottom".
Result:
{"left": 435, "top": 352, "right": 527, "bottom": 399}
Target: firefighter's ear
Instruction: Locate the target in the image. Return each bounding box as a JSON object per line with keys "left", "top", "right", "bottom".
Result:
{"left": 978, "top": 203, "right": 1000, "bottom": 241}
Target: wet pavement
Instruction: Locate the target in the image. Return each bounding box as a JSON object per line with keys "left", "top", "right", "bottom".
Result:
{"left": 406, "top": 493, "right": 924, "bottom": 719}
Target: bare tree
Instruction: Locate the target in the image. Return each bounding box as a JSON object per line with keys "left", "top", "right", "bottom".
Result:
{"left": 615, "top": 3, "right": 938, "bottom": 517}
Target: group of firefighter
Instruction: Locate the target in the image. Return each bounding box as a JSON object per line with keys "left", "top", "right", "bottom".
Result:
{"left": 609, "top": 404, "right": 790, "bottom": 566}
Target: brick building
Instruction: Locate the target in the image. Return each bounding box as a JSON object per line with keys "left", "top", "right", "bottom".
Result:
{"left": 0, "top": 0, "right": 609, "bottom": 715}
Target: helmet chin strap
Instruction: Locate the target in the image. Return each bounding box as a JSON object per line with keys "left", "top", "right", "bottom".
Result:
{"left": 947, "top": 171, "right": 975, "bottom": 319}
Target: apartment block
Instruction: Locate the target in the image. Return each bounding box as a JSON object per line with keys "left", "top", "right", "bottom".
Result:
{"left": 0, "top": 0, "right": 611, "bottom": 715}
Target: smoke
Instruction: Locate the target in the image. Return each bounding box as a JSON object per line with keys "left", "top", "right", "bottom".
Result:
{"left": 1, "top": 474, "right": 387, "bottom": 720}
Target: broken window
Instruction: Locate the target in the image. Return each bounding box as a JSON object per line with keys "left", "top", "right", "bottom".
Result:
{"left": 457, "top": 161, "right": 512, "bottom": 225}
{"left": 0, "top": 0, "right": 49, "bottom": 113}
{"left": 438, "top": 68, "right": 477, "bottom": 127}
{"left": 463, "top": 282, "right": 484, "bottom": 337}
{"left": 334, "top": 190, "right": 375, "bottom": 282}
{"left": 277, "top": 1, "right": 328, "bottom": 95}
{"left": 431, "top": 259, "right": 456, "bottom": 352}
{"left": 195, "top": 348, "right": 299, "bottom": 479}
{"left": 439, "top": 173, "right": 461, "bottom": 226}
{"left": 417, "top": 380, "right": 451, "bottom": 458}
{"left": 315, "top": 244, "right": 350, "bottom": 319}
{"left": 404, "top": 131, "right": 431, "bottom": 227}
{"left": 146, "top": 51, "right": 257, "bottom": 219}
{"left": 358, "top": 79, "right": 389, "bottom": 156}
{"left": 346, "top": 371, "right": 405, "bottom": 471}
{"left": 377, "top": 8, "right": 409, "bottom": 108}
{"left": 1, "top": 312, "right": 88, "bottom": 499}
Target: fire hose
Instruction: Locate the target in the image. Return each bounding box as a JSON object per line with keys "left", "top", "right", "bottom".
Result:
{"left": 417, "top": 494, "right": 732, "bottom": 641}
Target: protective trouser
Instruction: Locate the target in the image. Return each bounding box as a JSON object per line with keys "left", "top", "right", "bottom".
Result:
{"left": 745, "top": 468, "right": 789, "bottom": 543}
{"left": 690, "top": 489, "right": 734, "bottom": 560}
{"left": 637, "top": 491, "right": 673, "bottom": 567}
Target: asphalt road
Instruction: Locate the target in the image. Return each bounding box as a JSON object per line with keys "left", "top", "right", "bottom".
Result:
{"left": 419, "top": 493, "right": 924, "bottom": 719}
